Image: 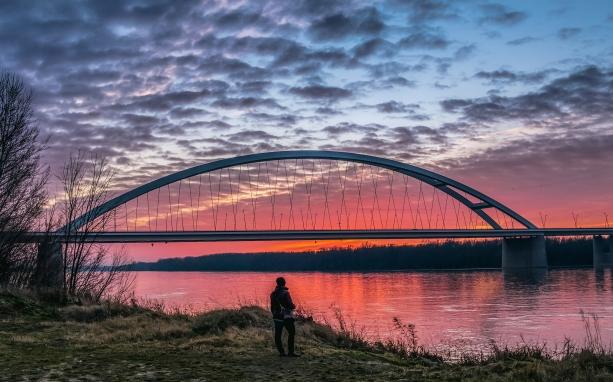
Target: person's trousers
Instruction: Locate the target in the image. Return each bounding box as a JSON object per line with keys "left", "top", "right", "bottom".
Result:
{"left": 274, "top": 318, "right": 295, "bottom": 355}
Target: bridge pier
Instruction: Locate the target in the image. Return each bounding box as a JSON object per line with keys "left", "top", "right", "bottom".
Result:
{"left": 502, "top": 236, "right": 547, "bottom": 269}
{"left": 593, "top": 235, "right": 613, "bottom": 269}
{"left": 33, "top": 241, "right": 63, "bottom": 290}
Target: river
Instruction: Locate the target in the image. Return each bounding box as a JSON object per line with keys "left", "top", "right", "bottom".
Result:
{"left": 133, "top": 269, "right": 613, "bottom": 354}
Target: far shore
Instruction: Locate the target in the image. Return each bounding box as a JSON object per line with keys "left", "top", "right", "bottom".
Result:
{"left": 123, "top": 237, "right": 594, "bottom": 272}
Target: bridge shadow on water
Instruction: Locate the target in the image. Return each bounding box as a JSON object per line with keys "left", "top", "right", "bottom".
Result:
{"left": 502, "top": 267, "right": 613, "bottom": 295}
{"left": 502, "top": 268, "right": 548, "bottom": 288}
{"left": 593, "top": 268, "right": 613, "bottom": 292}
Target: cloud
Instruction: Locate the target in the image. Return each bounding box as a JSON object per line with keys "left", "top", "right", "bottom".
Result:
{"left": 226, "top": 130, "right": 278, "bottom": 142}
{"left": 317, "top": 124, "right": 446, "bottom": 162}
{"left": 245, "top": 112, "right": 300, "bottom": 126}
{"left": 506, "top": 36, "right": 538, "bottom": 45}
{"left": 207, "top": 9, "right": 274, "bottom": 32}
{"left": 197, "top": 55, "right": 271, "bottom": 80}
{"left": 308, "top": 7, "right": 385, "bottom": 41}
{"left": 557, "top": 27, "right": 581, "bottom": 40}
{"left": 391, "top": 0, "right": 456, "bottom": 23}
{"left": 474, "top": 69, "right": 550, "bottom": 84}
{"left": 199, "top": 120, "right": 233, "bottom": 130}
{"left": 364, "top": 61, "right": 425, "bottom": 78}
{"left": 283, "top": 0, "right": 357, "bottom": 18}
{"left": 196, "top": 34, "right": 355, "bottom": 72}
{"left": 442, "top": 66, "right": 613, "bottom": 126}
{"left": 289, "top": 85, "right": 352, "bottom": 101}
{"left": 58, "top": 68, "right": 122, "bottom": 84}
{"left": 211, "top": 97, "right": 284, "bottom": 110}
{"left": 121, "top": 113, "right": 161, "bottom": 126}
{"left": 351, "top": 38, "right": 395, "bottom": 59}
{"left": 381, "top": 76, "right": 416, "bottom": 88}
{"left": 374, "top": 101, "right": 421, "bottom": 113}
{"left": 397, "top": 29, "right": 450, "bottom": 50}
{"left": 127, "top": 90, "right": 216, "bottom": 112}
{"left": 237, "top": 81, "right": 273, "bottom": 94}
{"left": 391, "top": 125, "right": 447, "bottom": 145}
{"left": 317, "top": 122, "right": 451, "bottom": 162}
{"left": 169, "top": 107, "right": 210, "bottom": 119}
{"left": 453, "top": 44, "right": 476, "bottom": 60}
{"left": 478, "top": 3, "right": 526, "bottom": 26}
{"left": 315, "top": 107, "right": 344, "bottom": 116}
{"left": 40, "top": 118, "right": 161, "bottom": 173}
{"left": 439, "top": 133, "right": 613, "bottom": 224}
{"left": 322, "top": 122, "right": 381, "bottom": 136}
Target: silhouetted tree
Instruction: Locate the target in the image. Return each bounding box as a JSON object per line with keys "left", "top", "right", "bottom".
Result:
{"left": 53, "top": 152, "right": 133, "bottom": 301}
{"left": 0, "top": 72, "right": 48, "bottom": 286}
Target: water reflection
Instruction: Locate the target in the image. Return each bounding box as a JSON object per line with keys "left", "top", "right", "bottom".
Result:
{"left": 503, "top": 268, "right": 548, "bottom": 289}
{"left": 595, "top": 269, "right": 606, "bottom": 291}
{"left": 133, "top": 269, "right": 613, "bottom": 352}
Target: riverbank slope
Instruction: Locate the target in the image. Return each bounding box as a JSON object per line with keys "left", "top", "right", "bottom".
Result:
{"left": 1, "top": 290, "right": 611, "bottom": 381}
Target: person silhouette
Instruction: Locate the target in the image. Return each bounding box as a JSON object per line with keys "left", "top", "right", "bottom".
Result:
{"left": 270, "top": 277, "right": 299, "bottom": 357}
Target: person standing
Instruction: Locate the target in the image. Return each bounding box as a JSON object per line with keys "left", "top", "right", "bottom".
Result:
{"left": 270, "top": 277, "right": 299, "bottom": 357}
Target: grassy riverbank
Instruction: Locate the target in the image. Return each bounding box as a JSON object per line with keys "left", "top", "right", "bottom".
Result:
{"left": 1, "top": 290, "right": 612, "bottom": 381}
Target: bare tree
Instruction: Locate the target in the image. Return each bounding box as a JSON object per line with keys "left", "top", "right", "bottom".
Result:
{"left": 539, "top": 212, "right": 548, "bottom": 228}
{"left": 571, "top": 212, "right": 580, "bottom": 228}
{"left": 56, "top": 152, "right": 133, "bottom": 301}
{"left": 0, "top": 72, "right": 48, "bottom": 286}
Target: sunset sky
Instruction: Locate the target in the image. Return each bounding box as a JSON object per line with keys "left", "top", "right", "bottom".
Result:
{"left": 1, "top": 1, "right": 612, "bottom": 261}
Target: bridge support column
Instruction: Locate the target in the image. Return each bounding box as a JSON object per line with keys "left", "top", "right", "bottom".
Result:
{"left": 593, "top": 235, "right": 613, "bottom": 269}
{"left": 502, "top": 236, "right": 547, "bottom": 269}
{"left": 33, "top": 241, "right": 63, "bottom": 290}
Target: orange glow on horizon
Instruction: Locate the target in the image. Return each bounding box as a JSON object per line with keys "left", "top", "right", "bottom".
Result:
{"left": 121, "top": 238, "right": 480, "bottom": 262}
{"left": 264, "top": 238, "right": 426, "bottom": 252}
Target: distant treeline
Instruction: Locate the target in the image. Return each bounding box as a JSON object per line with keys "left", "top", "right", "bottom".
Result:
{"left": 124, "top": 238, "right": 593, "bottom": 272}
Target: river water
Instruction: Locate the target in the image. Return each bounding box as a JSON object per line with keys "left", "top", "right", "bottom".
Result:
{"left": 133, "top": 269, "right": 613, "bottom": 353}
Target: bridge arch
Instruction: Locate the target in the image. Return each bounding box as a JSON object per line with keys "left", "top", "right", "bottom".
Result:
{"left": 63, "top": 150, "right": 536, "bottom": 232}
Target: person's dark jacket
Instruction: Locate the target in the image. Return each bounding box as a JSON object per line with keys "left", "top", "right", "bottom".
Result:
{"left": 270, "top": 286, "right": 295, "bottom": 320}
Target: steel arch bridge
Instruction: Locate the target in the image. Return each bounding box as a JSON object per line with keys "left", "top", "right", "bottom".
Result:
{"left": 58, "top": 150, "right": 542, "bottom": 242}
{"left": 14, "top": 150, "right": 613, "bottom": 269}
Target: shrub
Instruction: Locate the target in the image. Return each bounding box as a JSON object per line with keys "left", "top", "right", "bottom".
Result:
{"left": 59, "top": 304, "right": 110, "bottom": 322}
{"left": 192, "top": 306, "right": 271, "bottom": 335}
{"left": 0, "top": 288, "right": 57, "bottom": 319}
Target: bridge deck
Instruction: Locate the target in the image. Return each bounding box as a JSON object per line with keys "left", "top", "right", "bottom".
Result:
{"left": 17, "top": 229, "right": 613, "bottom": 243}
